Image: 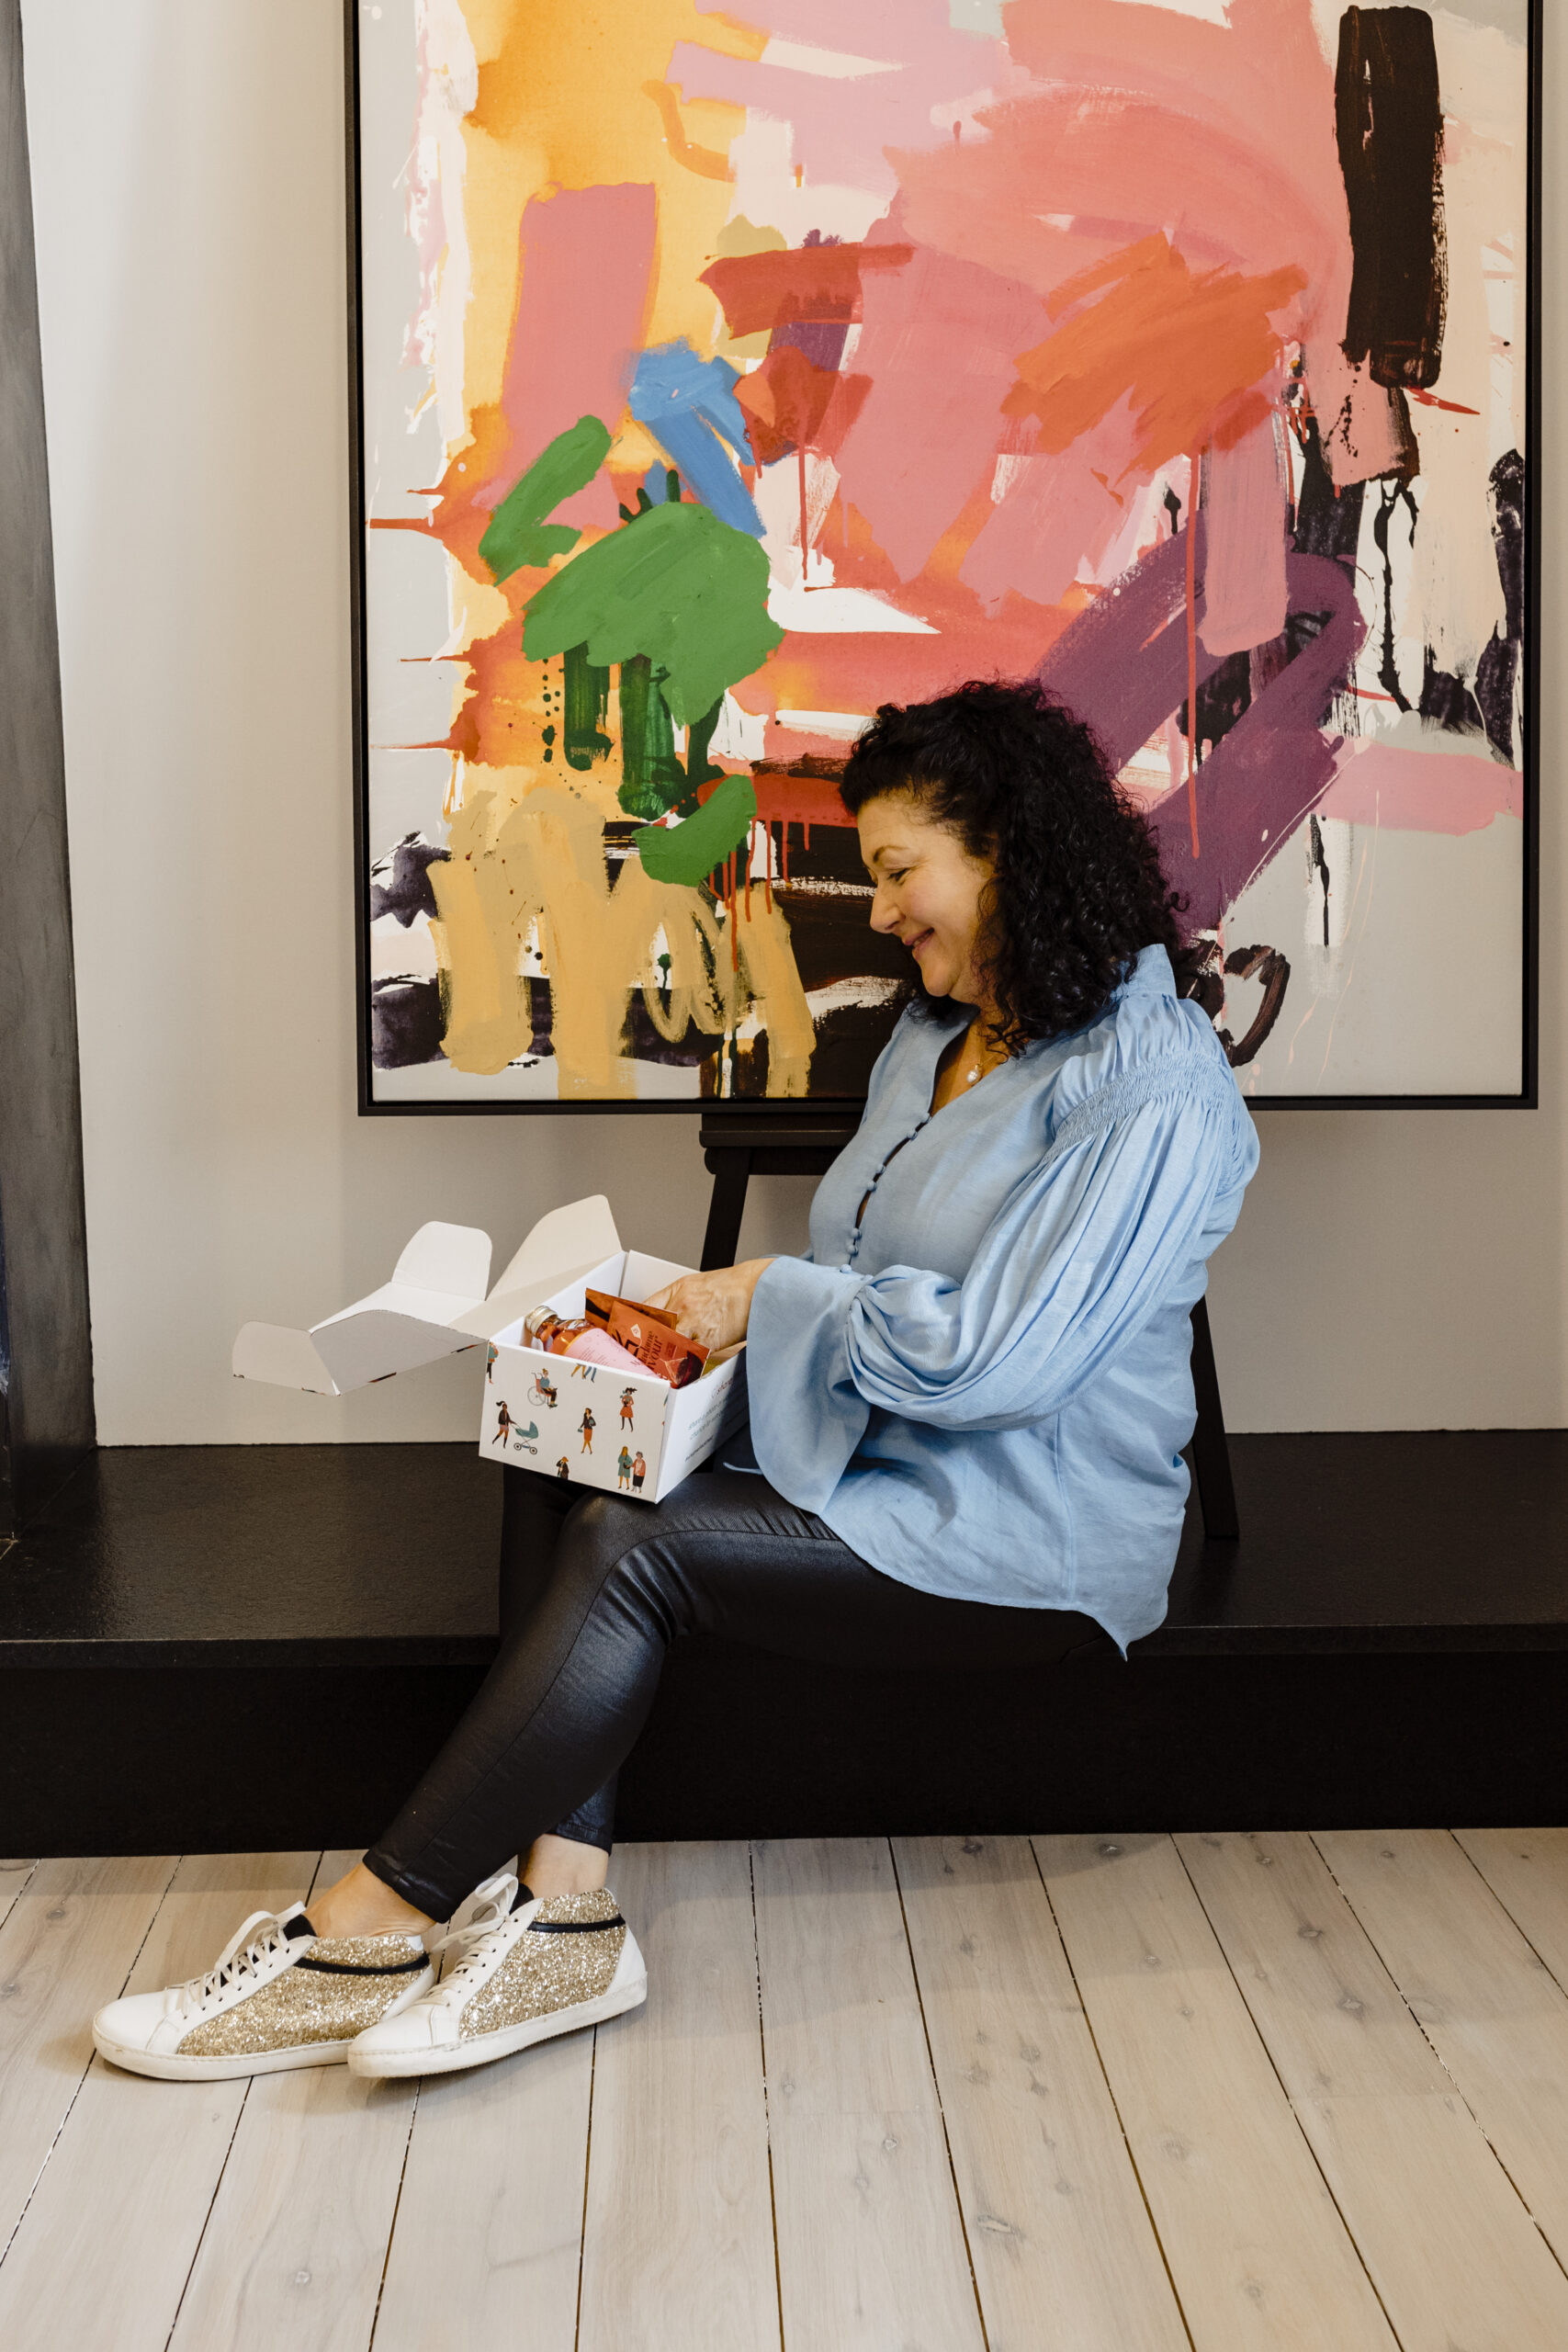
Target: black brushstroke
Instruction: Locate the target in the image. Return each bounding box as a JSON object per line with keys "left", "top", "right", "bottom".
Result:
{"left": 1291, "top": 412, "right": 1365, "bottom": 569}
{"left": 621, "top": 996, "right": 709, "bottom": 1068}
{"left": 1219, "top": 944, "right": 1292, "bottom": 1068}
{"left": 1179, "top": 649, "right": 1251, "bottom": 761}
{"left": 1171, "top": 936, "right": 1291, "bottom": 1068}
{"left": 1309, "top": 815, "right": 1332, "bottom": 947}
{"left": 1336, "top": 6, "right": 1447, "bottom": 390}
{"left": 369, "top": 833, "right": 449, "bottom": 927}
{"left": 1371, "top": 479, "right": 1419, "bottom": 708}
{"left": 371, "top": 976, "right": 444, "bottom": 1067}
{"left": 1417, "top": 647, "right": 1485, "bottom": 740}
{"left": 526, "top": 977, "right": 554, "bottom": 1059}
{"left": 1474, "top": 448, "right": 1525, "bottom": 763}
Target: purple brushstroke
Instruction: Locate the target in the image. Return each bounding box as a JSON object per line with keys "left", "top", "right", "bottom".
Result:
{"left": 1037, "top": 521, "right": 1366, "bottom": 933}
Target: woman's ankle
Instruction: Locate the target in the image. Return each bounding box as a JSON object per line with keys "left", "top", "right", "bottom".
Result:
{"left": 309, "top": 1861, "right": 434, "bottom": 1940}
{"left": 524, "top": 1832, "right": 611, "bottom": 1900}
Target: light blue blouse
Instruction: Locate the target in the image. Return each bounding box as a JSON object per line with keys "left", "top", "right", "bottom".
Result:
{"left": 735, "top": 944, "right": 1260, "bottom": 1652}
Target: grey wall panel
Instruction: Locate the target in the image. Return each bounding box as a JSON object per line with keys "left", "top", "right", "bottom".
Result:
{"left": 0, "top": 0, "right": 93, "bottom": 1523}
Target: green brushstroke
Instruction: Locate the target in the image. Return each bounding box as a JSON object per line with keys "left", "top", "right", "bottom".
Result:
{"left": 635, "top": 772, "right": 757, "bottom": 886}
{"left": 616, "top": 656, "right": 685, "bottom": 817}
{"left": 684, "top": 696, "right": 726, "bottom": 792}
{"left": 479, "top": 415, "right": 612, "bottom": 583}
{"left": 522, "top": 500, "right": 783, "bottom": 725}
{"left": 615, "top": 669, "right": 728, "bottom": 818}
{"left": 562, "top": 643, "right": 612, "bottom": 770}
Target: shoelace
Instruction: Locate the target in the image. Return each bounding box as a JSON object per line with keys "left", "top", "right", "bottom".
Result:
{"left": 426, "top": 1872, "right": 525, "bottom": 2009}
{"left": 164, "top": 1909, "right": 298, "bottom": 2022}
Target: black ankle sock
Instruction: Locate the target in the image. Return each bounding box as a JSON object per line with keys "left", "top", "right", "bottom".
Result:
{"left": 511, "top": 1882, "right": 535, "bottom": 1912}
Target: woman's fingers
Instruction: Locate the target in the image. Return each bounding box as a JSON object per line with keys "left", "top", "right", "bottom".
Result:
{"left": 627, "top": 1261, "right": 767, "bottom": 1353}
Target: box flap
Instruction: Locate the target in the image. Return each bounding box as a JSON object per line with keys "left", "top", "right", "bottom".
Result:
{"left": 310, "top": 1310, "right": 480, "bottom": 1394}
{"left": 232, "top": 1220, "right": 493, "bottom": 1394}
{"left": 450, "top": 1197, "right": 624, "bottom": 1341}
{"left": 231, "top": 1322, "right": 343, "bottom": 1396}
{"left": 231, "top": 1202, "right": 623, "bottom": 1396}
{"left": 489, "top": 1196, "right": 619, "bottom": 1299}
{"left": 389, "top": 1220, "right": 493, "bottom": 1300}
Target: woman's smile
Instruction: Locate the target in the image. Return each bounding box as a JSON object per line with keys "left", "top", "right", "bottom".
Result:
{"left": 855, "top": 792, "right": 998, "bottom": 1015}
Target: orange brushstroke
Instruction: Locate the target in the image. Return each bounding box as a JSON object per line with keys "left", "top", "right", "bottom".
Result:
{"left": 753, "top": 775, "right": 853, "bottom": 829}
{"left": 699, "top": 243, "right": 914, "bottom": 338}
{"left": 1004, "top": 233, "right": 1305, "bottom": 481}
{"left": 1407, "top": 387, "right": 1481, "bottom": 415}
{"left": 642, "top": 79, "right": 734, "bottom": 179}
{"left": 734, "top": 345, "right": 841, "bottom": 465}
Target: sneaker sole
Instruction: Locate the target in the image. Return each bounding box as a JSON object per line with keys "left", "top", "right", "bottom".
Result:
{"left": 92, "top": 2031, "right": 356, "bottom": 2083}
{"left": 347, "top": 1973, "right": 649, "bottom": 2079}
{"left": 93, "top": 1970, "right": 437, "bottom": 2082}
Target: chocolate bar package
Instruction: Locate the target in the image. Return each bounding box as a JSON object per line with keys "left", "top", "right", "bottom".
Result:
{"left": 605, "top": 1298, "right": 709, "bottom": 1387}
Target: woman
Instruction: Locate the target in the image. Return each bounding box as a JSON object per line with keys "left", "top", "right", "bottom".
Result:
{"left": 94, "top": 679, "right": 1258, "bottom": 2085}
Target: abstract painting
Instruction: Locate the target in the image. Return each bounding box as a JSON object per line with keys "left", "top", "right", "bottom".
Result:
{"left": 353, "top": 0, "right": 1535, "bottom": 1107}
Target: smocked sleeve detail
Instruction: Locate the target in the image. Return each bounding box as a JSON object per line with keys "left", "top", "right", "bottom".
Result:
{"left": 745, "top": 1044, "right": 1247, "bottom": 1514}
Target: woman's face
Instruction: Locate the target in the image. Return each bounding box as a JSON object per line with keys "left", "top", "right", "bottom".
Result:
{"left": 858, "top": 790, "right": 996, "bottom": 1010}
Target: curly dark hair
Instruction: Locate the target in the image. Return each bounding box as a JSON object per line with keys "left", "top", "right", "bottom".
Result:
{"left": 840, "top": 677, "right": 1184, "bottom": 1056}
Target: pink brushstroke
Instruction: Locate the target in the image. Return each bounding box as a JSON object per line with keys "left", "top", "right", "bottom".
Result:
{"left": 482, "top": 185, "right": 656, "bottom": 526}
{"left": 1318, "top": 741, "right": 1523, "bottom": 835}
{"left": 673, "top": 1, "right": 1026, "bottom": 193}
{"left": 961, "top": 407, "right": 1141, "bottom": 616}
{"left": 829, "top": 235, "right": 1044, "bottom": 584}
{"left": 1200, "top": 419, "right": 1288, "bottom": 658}
{"left": 1000, "top": 0, "right": 1374, "bottom": 473}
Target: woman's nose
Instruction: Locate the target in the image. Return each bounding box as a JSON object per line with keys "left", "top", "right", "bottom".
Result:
{"left": 868, "top": 884, "right": 897, "bottom": 933}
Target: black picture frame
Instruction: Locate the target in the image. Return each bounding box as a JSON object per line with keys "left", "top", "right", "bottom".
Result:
{"left": 344, "top": 0, "right": 1540, "bottom": 1120}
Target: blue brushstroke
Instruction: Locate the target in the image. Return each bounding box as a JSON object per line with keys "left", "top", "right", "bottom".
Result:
{"left": 629, "top": 341, "right": 762, "bottom": 537}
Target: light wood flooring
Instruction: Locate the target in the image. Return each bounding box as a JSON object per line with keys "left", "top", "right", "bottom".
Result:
{"left": 3, "top": 1830, "right": 1568, "bottom": 2349}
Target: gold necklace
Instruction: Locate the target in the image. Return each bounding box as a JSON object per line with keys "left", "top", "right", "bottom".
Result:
{"left": 962, "top": 1023, "right": 1008, "bottom": 1086}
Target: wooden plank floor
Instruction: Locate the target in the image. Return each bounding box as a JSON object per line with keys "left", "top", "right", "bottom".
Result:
{"left": 3, "top": 1834, "right": 1567, "bottom": 2348}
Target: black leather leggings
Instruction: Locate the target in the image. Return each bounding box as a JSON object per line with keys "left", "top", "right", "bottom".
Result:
{"left": 365, "top": 1466, "right": 1104, "bottom": 1918}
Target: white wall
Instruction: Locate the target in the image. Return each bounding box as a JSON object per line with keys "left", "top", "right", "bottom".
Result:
{"left": 19, "top": 0, "right": 1566, "bottom": 1443}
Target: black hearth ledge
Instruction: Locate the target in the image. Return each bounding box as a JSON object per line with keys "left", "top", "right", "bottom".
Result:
{"left": 1, "top": 1431, "right": 1564, "bottom": 1668}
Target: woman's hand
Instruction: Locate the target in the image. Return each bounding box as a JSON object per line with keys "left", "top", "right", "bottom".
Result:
{"left": 645, "top": 1257, "right": 774, "bottom": 1354}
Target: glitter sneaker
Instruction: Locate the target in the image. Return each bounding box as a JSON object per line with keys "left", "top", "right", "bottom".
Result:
{"left": 92, "top": 1903, "right": 434, "bottom": 2081}
{"left": 348, "top": 1872, "right": 646, "bottom": 2079}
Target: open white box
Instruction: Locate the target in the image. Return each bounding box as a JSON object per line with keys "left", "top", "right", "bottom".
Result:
{"left": 479, "top": 1247, "right": 747, "bottom": 1502}
{"left": 232, "top": 1194, "right": 748, "bottom": 1503}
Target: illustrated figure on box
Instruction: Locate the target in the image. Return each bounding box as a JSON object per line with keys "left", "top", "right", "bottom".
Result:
{"left": 529, "top": 1367, "right": 557, "bottom": 1409}
{"left": 579, "top": 1406, "right": 595, "bottom": 1453}
{"left": 616, "top": 1446, "right": 633, "bottom": 1491}
{"left": 486, "top": 1342, "right": 498, "bottom": 1385}
{"left": 491, "top": 1401, "right": 513, "bottom": 1448}
{"left": 96, "top": 683, "right": 1258, "bottom": 2103}
{"left": 619, "top": 1387, "right": 636, "bottom": 1429}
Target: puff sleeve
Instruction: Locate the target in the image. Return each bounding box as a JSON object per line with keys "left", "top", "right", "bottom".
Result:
{"left": 745, "top": 1050, "right": 1253, "bottom": 1513}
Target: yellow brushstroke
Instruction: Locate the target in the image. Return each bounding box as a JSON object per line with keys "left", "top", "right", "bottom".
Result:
{"left": 457, "top": 0, "right": 750, "bottom": 412}
{"left": 428, "top": 3, "right": 818, "bottom": 1096}
{"left": 434, "top": 768, "right": 813, "bottom": 1096}
{"left": 643, "top": 79, "right": 735, "bottom": 180}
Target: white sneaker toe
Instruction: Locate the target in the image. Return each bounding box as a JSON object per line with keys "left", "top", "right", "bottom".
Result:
{"left": 90, "top": 1902, "right": 434, "bottom": 2082}
{"left": 93, "top": 1990, "right": 186, "bottom": 2064}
